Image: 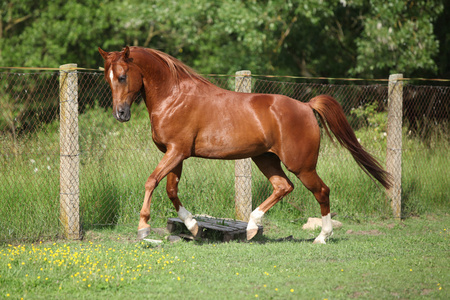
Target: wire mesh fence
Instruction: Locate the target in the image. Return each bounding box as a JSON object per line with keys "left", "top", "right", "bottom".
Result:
{"left": 0, "top": 70, "right": 448, "bottom": 242}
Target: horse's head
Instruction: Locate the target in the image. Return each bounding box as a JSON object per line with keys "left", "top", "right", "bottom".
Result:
{"left": 98, "top": 46, "right": 142, "bottom": 122}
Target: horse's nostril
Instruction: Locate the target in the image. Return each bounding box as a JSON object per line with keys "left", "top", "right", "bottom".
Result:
{"left": 115, "top": 105, "right": 130, "bottom": 122}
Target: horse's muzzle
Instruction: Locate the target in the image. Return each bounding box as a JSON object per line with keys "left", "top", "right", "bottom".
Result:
{"left": 114, "top": 104, "right": 131, "bottom": 122}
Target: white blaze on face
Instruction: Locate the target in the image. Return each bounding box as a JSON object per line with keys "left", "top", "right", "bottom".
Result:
{"left": 109, "top": 69, "right": 114, "bottom": 82}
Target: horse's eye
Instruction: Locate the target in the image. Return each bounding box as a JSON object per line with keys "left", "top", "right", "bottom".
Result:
{"left": 118, "top": 75, "right": 127, "bottom": 83}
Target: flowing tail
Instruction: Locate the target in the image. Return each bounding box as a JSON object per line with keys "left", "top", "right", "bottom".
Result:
{"left": 308, "top": 95, "right": 392, "bottom": 189}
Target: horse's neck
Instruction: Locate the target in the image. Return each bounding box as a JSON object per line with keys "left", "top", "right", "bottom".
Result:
{"left": 142, "top": 76, "right": 218, "bottom": 120}
{"left": 144, "top": 77, "right": 182, "bottom": 115}
{"left": 142, "top": 74, "right": 177, "bottom": 108}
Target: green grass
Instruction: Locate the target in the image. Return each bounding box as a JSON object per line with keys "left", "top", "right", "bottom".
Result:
{"left": 1, "top": 214, "right": 448, "bottom": 299}
{"left": 0, "top": 102, "right": 448, "bottom": 242}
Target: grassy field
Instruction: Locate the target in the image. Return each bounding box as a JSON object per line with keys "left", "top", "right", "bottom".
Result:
{"left": 1, "top": 213, "right": 448, "bottom": 299}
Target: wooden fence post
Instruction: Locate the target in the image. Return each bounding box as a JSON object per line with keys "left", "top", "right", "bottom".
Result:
{"left": 234, "top": 70, "right": 252, "bottom": 221}
{"left": 386, "top": 74, "right": 403, "bottom": 219}
{"left": 59, "top": 64, "right": 80, "bottom": 239}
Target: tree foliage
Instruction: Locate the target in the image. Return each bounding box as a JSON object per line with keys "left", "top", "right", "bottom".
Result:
{"left": 350, "top": 0, "right": 444, "bottom": 78}
{"left": 0, "top": 0, "right": 447, "bottom": 78}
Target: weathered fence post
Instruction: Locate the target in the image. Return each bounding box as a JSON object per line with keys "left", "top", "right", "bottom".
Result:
{"left": 386, "top": 74, "right": 403, "bottom": 219}
{"left": 234, "top": 70, "right": 252, "bottom": 221}
{"left": 59, "top": 64, "right": 80, "bottom": 239}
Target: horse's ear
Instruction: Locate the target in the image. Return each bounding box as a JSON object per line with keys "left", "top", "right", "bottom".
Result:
{"left": 98, "top": 47, "right": 109, "bottom": 60}
{"left": 123, "top": 46, "right": 130, "bottom": 60}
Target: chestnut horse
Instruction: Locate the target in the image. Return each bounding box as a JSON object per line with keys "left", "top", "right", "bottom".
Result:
{"left": 99, "top": 46, "right": 391, "bottom": 244}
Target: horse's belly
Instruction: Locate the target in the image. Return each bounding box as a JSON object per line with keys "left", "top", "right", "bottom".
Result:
{"left": 192, "top": 132, "right": 269, "bottom": 159}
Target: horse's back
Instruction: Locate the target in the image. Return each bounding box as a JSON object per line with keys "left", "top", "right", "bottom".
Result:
{"left": 192, "top": 90, "right": 320, "bottom": 166}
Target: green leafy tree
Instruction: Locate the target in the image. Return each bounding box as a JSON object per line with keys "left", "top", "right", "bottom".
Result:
{"left": 349, "top": 0, "right": 444, "bottom": 78}
{"left": 0, "top": 0, "right": 447, "bottom": 77}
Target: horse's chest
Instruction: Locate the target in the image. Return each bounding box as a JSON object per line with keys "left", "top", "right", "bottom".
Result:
{"left": 150, "top": 123, "right": 167, "bottom": 152}
{"left": 151, "top": 136, "right": 167, "bottom": 153}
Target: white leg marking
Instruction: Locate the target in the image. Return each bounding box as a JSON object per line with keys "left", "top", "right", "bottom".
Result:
{"left": 313, "top": 213, "right": 333, "bottom": 244}
{"left": 247, "top": 208, "right": 264, "bottom": 232}
{"left": 109, "top": 69, "right": 114, "bottom": 82}
{"left": 178, "top": 206, "right": 197, "bottom": 231}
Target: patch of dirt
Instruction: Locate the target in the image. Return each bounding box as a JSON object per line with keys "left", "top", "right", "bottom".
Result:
{"left": 350, "top": 291, "right": 367, "bottom": 298}
{"left": 346, "top": 229, "right": 384, "bottom": 236}
{"left": 386, "top": 223, "right": 396, "bottom": 229}
{"left": 426, "top": 214, "right": 438, "bottom": 221}
{"left": 421, "top": 289, "right": 433, "bottom": 296}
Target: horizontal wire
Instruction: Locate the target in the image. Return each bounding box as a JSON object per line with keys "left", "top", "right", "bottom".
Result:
{"left": 0, "top": 66, "right": 102, "bottom": 71}
{"left": 2, "top": 66, "right": 450, "bottom": 82}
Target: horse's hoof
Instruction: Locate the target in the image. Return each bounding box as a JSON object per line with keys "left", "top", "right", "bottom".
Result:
{"left": 247, "top": 228, "right": 258, "bottom": 241}
{"left": 137, "top": 227, "right": 151, "bottom": 240}
{"left": 312, "top": 238, "right": 326, "bottom": 244}
{"left": 189, "top": 222, "right": 199, "bottom": 237}
{"left": 313, "top": 231, "right": 333, "bottom": 244}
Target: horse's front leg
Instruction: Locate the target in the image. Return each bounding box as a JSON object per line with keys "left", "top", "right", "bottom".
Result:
{"left": 166, "top": 162, "right": 199, "bottom": 237}
{"left": 137, "top": 149, "right": 186, "bottom": 240}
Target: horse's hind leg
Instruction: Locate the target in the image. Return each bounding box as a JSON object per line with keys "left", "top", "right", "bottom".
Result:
{"left": 297, "top": 170, "right": 333, "bottom": 244}
{"left": 166, "top": 162, "right": 199, "bottom": 236}
{"left": 247, "top": 153, "right": 294, "bottom": 240}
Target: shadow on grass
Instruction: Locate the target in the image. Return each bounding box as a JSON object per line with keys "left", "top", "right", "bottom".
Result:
{"left": 137, "top": 235, "right": 350, "bottom": 250}
{"left": 155, "top": 227, "right": 350, "bottom": 246}
{"left": 251, "top": 235, "right": 349, "bottom": 245}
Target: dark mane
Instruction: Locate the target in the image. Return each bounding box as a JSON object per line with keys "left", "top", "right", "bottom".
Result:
{"left": 131, "top": 47, "right": 211, "bottom": 85}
